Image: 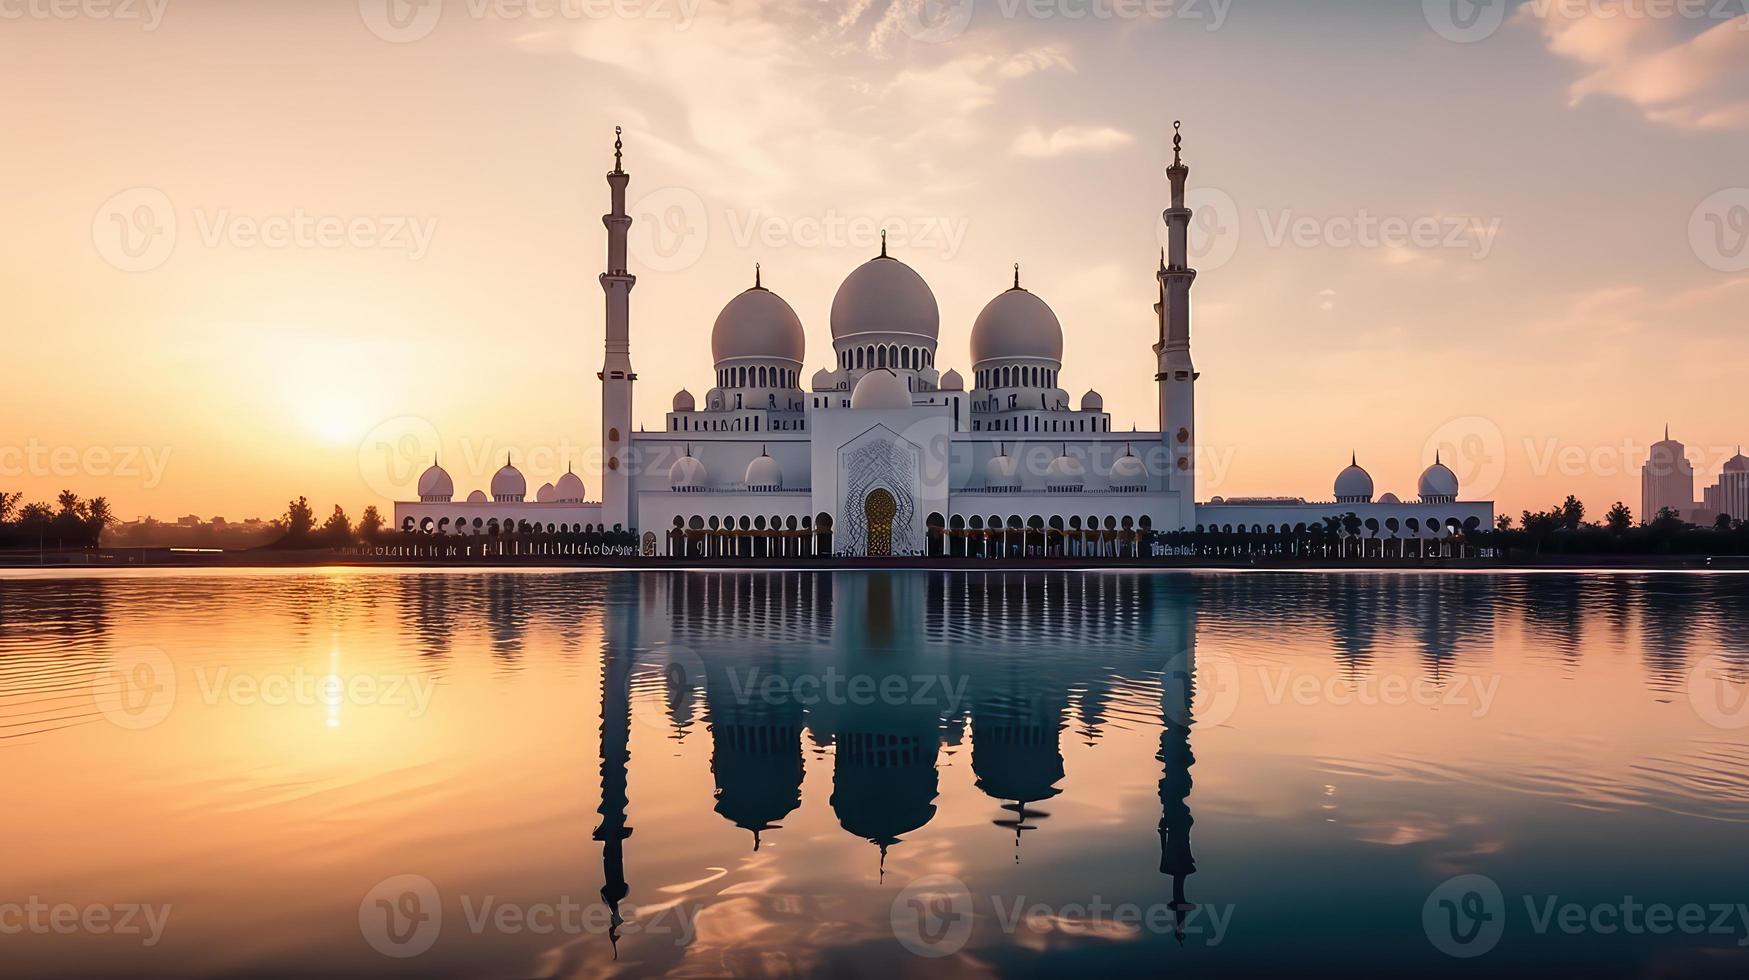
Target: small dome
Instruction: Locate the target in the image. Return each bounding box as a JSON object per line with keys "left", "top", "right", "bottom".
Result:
{"left": 670, "top": 452, "right": 708, "bottom": 490}
{"left": 970, "top": 283, "right": 1064, "bottom": 366}
{"left": 1725, "top": 450, "right": 1749, "bottom": 473}
{"left": 745, "top": 451, "right": 782, "bottom": 490}
{"left": 985, "top": 447, "right": 1020, "bottom": 489}
{"left": 711, "top": 285, "right": 805, "bottom": 366}
{"left": 491, "top": 458, "right": 526, "bottom": 501}
{"left": 811, "top": 368, "right": 836, "bottom": 391}
{"left": 1080, "top": 389, "right": 1103, "bottom": 412}
{"left": 1109, "top": 449, "right": 1146, "bottom": 488}
{"left": 830, "top": 252, "right": 939, "bottom": 343}
{"left": 672, "top": 389, "right": 695, "bottom": 412}
{"left": 555, "top": 466, "right": 586, "bottom": 502}
{"left": 1418, "top": 455, "right": 1460, "bottom": 502}
{"left": 535, "top": 482, "right": 556, "bottom": 503}
{"left": 1378, "top": 492, "right": 1402, "bottom": 505}
{"left": 1046, "top": 451, "right": 1085, "bottom": 489}
{"left": 1334, "top": 456, "right": 1374, "bottom": 503}
{"left": 417, "top": 461, "right": 453, "bottom": 501}
{"left": 466, "top": 490, "right": 488, "bottom": 504}
{"left": 849, "top": 368, "right": 912, "bottom": 410}
{"left": 940, "top": 368, "right": 964, "bottom": 391}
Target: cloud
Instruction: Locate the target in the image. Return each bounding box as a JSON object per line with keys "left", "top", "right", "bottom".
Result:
{"left": 1519, "top": 3, "right": 1749, "bottom": 129}
{"left": 1010, "top": 125, "right": 1135, "bottom": 158}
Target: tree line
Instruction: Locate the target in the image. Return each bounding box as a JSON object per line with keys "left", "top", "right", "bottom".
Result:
{"left": 0, "top": 491, "right": 114, "bottom": 549}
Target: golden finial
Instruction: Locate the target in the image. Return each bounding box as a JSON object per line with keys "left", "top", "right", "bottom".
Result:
{"left": 1013, "top": 262, "right": 1021, "bottom": 289}
{"left": 1172, "top": 120, "right": 1183, "bottom": 167}
{"left": 880, "top": 229, "right": 888, "bottom": 258}
{"left": 613, "top": 125, "right": 623, "bottom": 173}
{"left": 754, "top": 262, "right": 761, "bottom": 288}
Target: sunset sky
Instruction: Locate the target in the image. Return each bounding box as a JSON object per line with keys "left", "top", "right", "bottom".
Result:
{"left": 4, "top": 0, "right": 1747, "bottom": 522}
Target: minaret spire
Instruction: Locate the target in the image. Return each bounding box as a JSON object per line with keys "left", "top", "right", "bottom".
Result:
{"left": 1156, "top": 119, "right": 1199, "bottom": 511}
{"left": 599, "top": 126, "right": 637, "bottom": 530}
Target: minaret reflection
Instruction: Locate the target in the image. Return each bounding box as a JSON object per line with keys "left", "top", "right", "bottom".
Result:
{"left": 595, "top": 579, "right": 636, "bottom": 955}
{"left": 1156, "top": 577, "right": 1199, "bottom": 944}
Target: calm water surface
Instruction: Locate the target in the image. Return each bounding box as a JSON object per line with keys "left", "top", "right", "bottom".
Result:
{"left": 3, "top": 569, "right": 1748, "bottom": 978}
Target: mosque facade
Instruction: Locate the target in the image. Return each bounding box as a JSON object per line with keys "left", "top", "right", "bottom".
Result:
{"left": 394, "top": 126, "right": 1494, "bottom": 556}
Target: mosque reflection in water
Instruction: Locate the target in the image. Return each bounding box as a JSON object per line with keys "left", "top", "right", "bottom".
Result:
{"left": 593, "top": 571, "right": 1202, "bottom": 947}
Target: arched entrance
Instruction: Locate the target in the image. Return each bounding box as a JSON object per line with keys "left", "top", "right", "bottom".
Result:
{"left": 864, "top": 488, "right": 897, "bottom": 557}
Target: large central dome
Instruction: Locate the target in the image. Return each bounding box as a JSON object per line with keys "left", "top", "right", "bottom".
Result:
{"left": 830, "top": 254, "right": 939, "bottom": 344}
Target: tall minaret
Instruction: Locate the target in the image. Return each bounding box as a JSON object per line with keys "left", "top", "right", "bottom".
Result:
{"left": 599, "top": 126, "right": 636, "bottom": 530}
{"left": 1154, "top": 121, "right": 1198, "bottom": 502}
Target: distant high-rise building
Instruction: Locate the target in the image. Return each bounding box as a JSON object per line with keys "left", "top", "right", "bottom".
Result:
{"left": 1641, "top": 427, "right": 1696, "bottom": 522}
{"left": 1701, "top": 449, "right": 1749, "bottom": 524}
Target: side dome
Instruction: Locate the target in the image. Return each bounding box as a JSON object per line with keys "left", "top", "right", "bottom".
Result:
{"left": 554, "top": 465, "right": 586, "bottom": 502}
{"left": 850, "top": 368, "right": 912, "bottom": 410}
{"left": 1046, "top": 450, "right": 1085, "bottom": 491}
{"left": 466, "top": 490, "right": 488, "bottom": 504}
{"left": 830, "top": 252, "right": 939, "bottom": 343}
{"left": 1334, "top": 456, "right": 1374, "bottom": 503}
{"left": 1080, "top": 389, "right": 1103, "bottom": 412}
{"left": 535, "top": 482, "right": 557, "bottom": 503}
{"left": 969, "top": 283, "right": 1064, "bottom": 365}
{"left": 417, "top": 461, "right": 453, "bottom": 502}
{"left": 670, "top": 452, "right": 707, "bottom": 491}
{"left": 985, "top": 446, "right": 1020, "bottom": 490}
{"left": 672, "top": 389, "right": 695, "bottom": 412}
{"left": 1418, "top": 454, "right": 1460, "bottom": 502}
{"left": 1724, "top": 449, "right": 1749, "bottom": 473}
{"left": 1377, "top": 492, "right": 1402, "bottom": 505}
{"left": 1109, "top": 448, "right": 1146, "bottom": 489}
{"left": 745, "top": 450, "right": 782, "bottom": 491}
{"left": 711, "top": 285, "right": 806, "bottom": 366}
{"left": 811, "top": 368, "right": 837, "bottom": 391}
{"left": 940, "top": 368, "right": 964, "bottom": 391}
{"left": 491, "top": 457, "right": 526, "bottom": 501}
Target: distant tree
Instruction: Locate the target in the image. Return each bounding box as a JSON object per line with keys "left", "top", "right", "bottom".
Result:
{"left": 17, "top": 502, "right": 54, "bottom": 531}
{"left": 0, "top": 491, "right": 20, "bottom": 524}
{"left": 1495, "top": 513, "right": 1513, "bottom": 531}
{"left": 356, "top": 505, "right": 384, "bottom": 542}
{"left": 84, "top": 497, "right": 115, "bottom": 543}
{"left": 1520, "top": 508, "right": 1560, "bottom": 555}
{"left": 282, "top": 497, "right": 316, "bottom": 541}
{"left": 1605, "top": 501, "right": 1633, "bottom": 534}
{"left": 320, "top": 505, "right": 352, "bottom": 545}
{"left": 1716, "top": 512, "right": 1735, "bottom": 532}
{"left": 1558, "top": 495, "right": 1586, "bottom": 531}
{"left": 55, "top": 490, "right": 84, "bottom": 519}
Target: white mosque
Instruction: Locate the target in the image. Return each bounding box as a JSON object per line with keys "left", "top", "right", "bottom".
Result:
{"left": 394, "top": 126, "right": 1494, "bottom": 558}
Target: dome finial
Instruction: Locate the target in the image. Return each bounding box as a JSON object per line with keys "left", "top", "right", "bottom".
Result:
{"left": 612, "top": 125, "right": 624, "bottom": 174}
{"left": 1351, "top": 450, "right": 1357, "bottom": 466}
{"left": 1013, "top": 262, "right": 1021, "bottom": 290}
{"left": 754, "top": 262, "right": 761, "bottom": 288}
{"left": 879, "top": 228, "right": 887, "bottom": 258}
{"left": 1172, "top": 120, "right": 1183, "bottom": 167}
